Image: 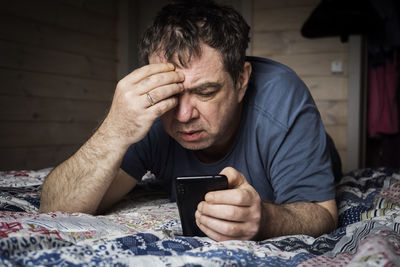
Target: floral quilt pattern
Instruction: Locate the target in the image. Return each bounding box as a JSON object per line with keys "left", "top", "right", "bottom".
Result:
{"left": 0, "top": 168, "right": 399, "bottom": 266}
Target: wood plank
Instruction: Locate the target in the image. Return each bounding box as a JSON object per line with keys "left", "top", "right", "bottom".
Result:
{"left": 59, "top": 0, "right": 117, "bottom": 17}
{"left": 0, "top": 69, "right": 115, "bottom": 101}
{"left": 254, "top": 0, "right": 319, "bottom": 9}
{"left": 0, "top": 121, "right": 98, "bottom": 147}
{"left": 0, "top": 15, "right": 117, "bottom": 59}
{"left": 0, "top": 145, "right": 80, "bottom": 170}
{"left": 0, "top": 0, "right": 117, "bottom": 38}
{"left": 268, "top": 53, "right": 348, "bottom": 76}
{"left": 0, "top": 96, "right": 110, "bottom": 123}
{"left": 253, "top": 6, "right": 313, "bottom": 32}
{"left": 302, "top": 76, "right": 348, "bottom": 101}
{"left": 316, "top": 100, "right": 348, "bottom": 126}
{"left": 252, "top": 30, "right": 348, "bottom": 56}
{"left": 56, "top": 4, "right": 116, "bottom": 38}
{"left": 0, "top": 40, "right": 117, "bottom": 81}
{"left": 325, "top": 125, "right": 347, "bottom": 150}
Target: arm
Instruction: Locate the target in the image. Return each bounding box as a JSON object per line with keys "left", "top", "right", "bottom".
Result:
{"left": 195, "top": 167, "right": 337, "bottom": 241}
{"left": 96, "top": 169, "right": 138, "bottom": 214}
{"left": 39, "top": 63, "right": 184, "bottom": 214}
{"left": 39, "top": 128, "right": 133, "bottom": 214}
{"left": 257, "top": 199, "right": 337, "bottom": 239}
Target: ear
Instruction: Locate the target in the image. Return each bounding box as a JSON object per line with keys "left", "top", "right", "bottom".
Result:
{"left": 236, "top": 61, "right": 252, "bottom": 103}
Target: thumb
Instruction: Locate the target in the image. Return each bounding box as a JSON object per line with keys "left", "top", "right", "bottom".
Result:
{"left": 220, "top": 167, "right": 247, "bottom": 189}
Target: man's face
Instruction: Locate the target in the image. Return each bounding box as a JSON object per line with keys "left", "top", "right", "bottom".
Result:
{"left": 149, "top": 44, "right": 246, "bottom": 160}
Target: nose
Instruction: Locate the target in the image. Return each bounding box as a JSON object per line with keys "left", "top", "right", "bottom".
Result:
{"left": 174, "top": 93, "right": 199, "bottom": 123}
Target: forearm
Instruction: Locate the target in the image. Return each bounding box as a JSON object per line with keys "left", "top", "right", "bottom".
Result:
{"left": 257, "top": 201, "right": 337, "bottom": 240}
{"left": 39, "top": 121, "right": 129, "bottom": 214}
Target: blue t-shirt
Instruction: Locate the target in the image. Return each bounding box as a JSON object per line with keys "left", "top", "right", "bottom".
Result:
{"left": 121, "top": 56, "right": 336, "bottom": 204}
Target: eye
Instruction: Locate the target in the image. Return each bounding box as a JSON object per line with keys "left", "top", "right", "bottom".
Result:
{"left": 195, "top": 89, "right": 217, "bottom": 98}
{"left": 197, "top": 91, "right": 215, "bottom": 97}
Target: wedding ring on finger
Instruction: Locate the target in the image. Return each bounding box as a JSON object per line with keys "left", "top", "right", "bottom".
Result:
{"left": 146, "top": 92, "right": 155, "bottom": 106}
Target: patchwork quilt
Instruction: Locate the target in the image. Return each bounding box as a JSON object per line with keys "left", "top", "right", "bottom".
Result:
{"left": 0, "top": 168, "right": 399, "bottom": 266}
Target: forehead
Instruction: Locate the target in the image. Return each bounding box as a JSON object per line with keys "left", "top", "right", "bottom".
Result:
{"left": 149, "top": 45, "right": 228, "bottom": 85}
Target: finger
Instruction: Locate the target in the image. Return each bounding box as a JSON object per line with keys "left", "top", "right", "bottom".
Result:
{"left": 198, "top": 201, "right": 249, "bottom": 222}
{"left": 147, "top": 95, "right": 179, "bottom": 118}
{"left": 137, "top": 71, "right": 184, "bottom": 95}
{"left": 143, "top": 82, "right": 183, "bottom": 108}
{"left": 196, "top": 219, "right": 231, "bottom": 241}
{"left": 205, "top": 188, "right": 253, "bottom": 206}
{"left": 195, "top": 211, "right": 246, "bottom": 239}
{"left": 220, "top": 167, "right": 247, "bottom": 189}
{"left": 125, "top": 63, "right": 176, "bottom": 85}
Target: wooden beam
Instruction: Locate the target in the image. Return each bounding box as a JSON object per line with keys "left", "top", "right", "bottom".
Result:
{"left": 347, "top": 35, "right": 364, "bottom": 171}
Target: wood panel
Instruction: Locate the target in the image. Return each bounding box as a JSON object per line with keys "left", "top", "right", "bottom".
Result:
{"left": 325, "top": 125, "right": 347, "bottom": 150}
{"left": 0, "top": 69, "right": 115, "bottom": 101}
{"left": 0, "top": 15, "right": 117, "bottom": 59}
{"left": 253, "top": 7, "right": 313, "bottom": 32}
{"left": 0, "top": 0, "right": 118, "bottom": 170}
{"left": 302, "top": 76, "right": 348, "bottom": 101}
{"left": 60, "top": 0, "right": 117, "bottom": 17}
{"left": 316, "top": 100, "right": 348, "bottom": 126}
{"left": 253, "top": 31, "right": 347, "bottom": 56}
{"left": 0, "top": 40, "right": 116, "bottom": 81}
{"left": 254, "top": 0, "right": 320, "bottom": 9}
{"left": 268, "top": 53, "right": 348, "bottom": 77}
{"left": 0, "top": 96, "right": 109, "bottom": 123}
{"left": 0, "top": 122, "right": 98, "bottom": 147}
{"left": 0, "top": 0, "right": 116, "bottom": 38}
{"left": 0, "top": 145, "right": 80, "bottom": 171}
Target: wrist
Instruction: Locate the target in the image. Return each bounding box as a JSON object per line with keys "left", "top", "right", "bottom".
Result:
{"left": 254, "top": 201, "right": 275, "bottom": 240}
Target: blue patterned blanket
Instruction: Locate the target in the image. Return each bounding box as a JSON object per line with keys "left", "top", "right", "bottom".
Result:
{"left": 1, "top": 168, "right": 400, "bottom": 266}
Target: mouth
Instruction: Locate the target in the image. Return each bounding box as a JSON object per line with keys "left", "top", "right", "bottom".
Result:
{"left": 178, "top": 130, "right": 204, "bottom": 142}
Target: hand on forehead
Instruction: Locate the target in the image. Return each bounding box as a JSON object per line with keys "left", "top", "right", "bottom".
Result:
{"left": 149, "top": 46, "right": 227, "bottom": 90}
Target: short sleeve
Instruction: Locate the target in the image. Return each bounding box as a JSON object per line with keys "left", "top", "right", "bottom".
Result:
{"left": 120, "top": 119, "right": 168, "bottom": 181}
{"left": 270, "top": 104, "right": 336, "bottom": 204}
{"left": 120, "top": 135, "right": 152, "bottom": 181}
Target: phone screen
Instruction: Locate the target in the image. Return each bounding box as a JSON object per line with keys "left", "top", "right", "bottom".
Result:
{"left": 175, "top": 175, "right": 228, "bottom": 236}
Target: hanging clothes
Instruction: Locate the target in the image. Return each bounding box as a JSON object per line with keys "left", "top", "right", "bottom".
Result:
{"left": 301, "top": 0, "right": 400, "bottom": 167}
{"left": 368, "top": 51, "right": 399, "bottom": 138}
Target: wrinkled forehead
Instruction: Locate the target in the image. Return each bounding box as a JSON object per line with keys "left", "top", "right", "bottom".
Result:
{"left": 148, "top": 50, "right": 197, "bottom": 69}
{"left": 149, "top": 47, "right": 230, "bottom": 87}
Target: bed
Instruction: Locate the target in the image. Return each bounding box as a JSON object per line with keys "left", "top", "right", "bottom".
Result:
{"left": 0, "top": 167, "right": 399, "bottom": 266}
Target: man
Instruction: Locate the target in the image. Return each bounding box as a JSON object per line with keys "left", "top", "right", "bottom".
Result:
{"left": 40, "top": 0, "right": 339, "bottom": 241}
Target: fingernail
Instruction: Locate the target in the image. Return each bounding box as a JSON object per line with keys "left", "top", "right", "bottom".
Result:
{"left": 205, "top": 193, "right": 214, "bottom": 202}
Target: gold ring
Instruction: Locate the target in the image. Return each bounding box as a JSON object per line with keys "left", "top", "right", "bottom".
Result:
{"left": 146, "top": 92, "right": 154, "bottom": 106}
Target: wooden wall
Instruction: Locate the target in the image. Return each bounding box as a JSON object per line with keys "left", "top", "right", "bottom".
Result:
{"left": 0, "top": 0, "right": 117, "bottom": 170}
{"left": 0, "top": 0, "right": 350, "bottom": 171}
{"left": 251, "top": 0, "right": 349, "bottom": 170}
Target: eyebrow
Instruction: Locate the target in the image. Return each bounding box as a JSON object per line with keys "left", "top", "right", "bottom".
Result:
{"left": 186, "top": 82, "right": 222, "bottom": 93}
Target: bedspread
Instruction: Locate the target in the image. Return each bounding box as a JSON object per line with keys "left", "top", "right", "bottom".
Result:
{"left": 0, "top": 168, "right": 400, "bottom": 266}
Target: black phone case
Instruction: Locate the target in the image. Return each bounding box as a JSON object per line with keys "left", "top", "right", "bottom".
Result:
{"left": 175, "top": 175, "right": 228, "bottom": 236}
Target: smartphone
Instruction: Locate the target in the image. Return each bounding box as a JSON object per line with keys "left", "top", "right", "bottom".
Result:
{"left": 175, "top": 175, "right": 228, "bottom": 236}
